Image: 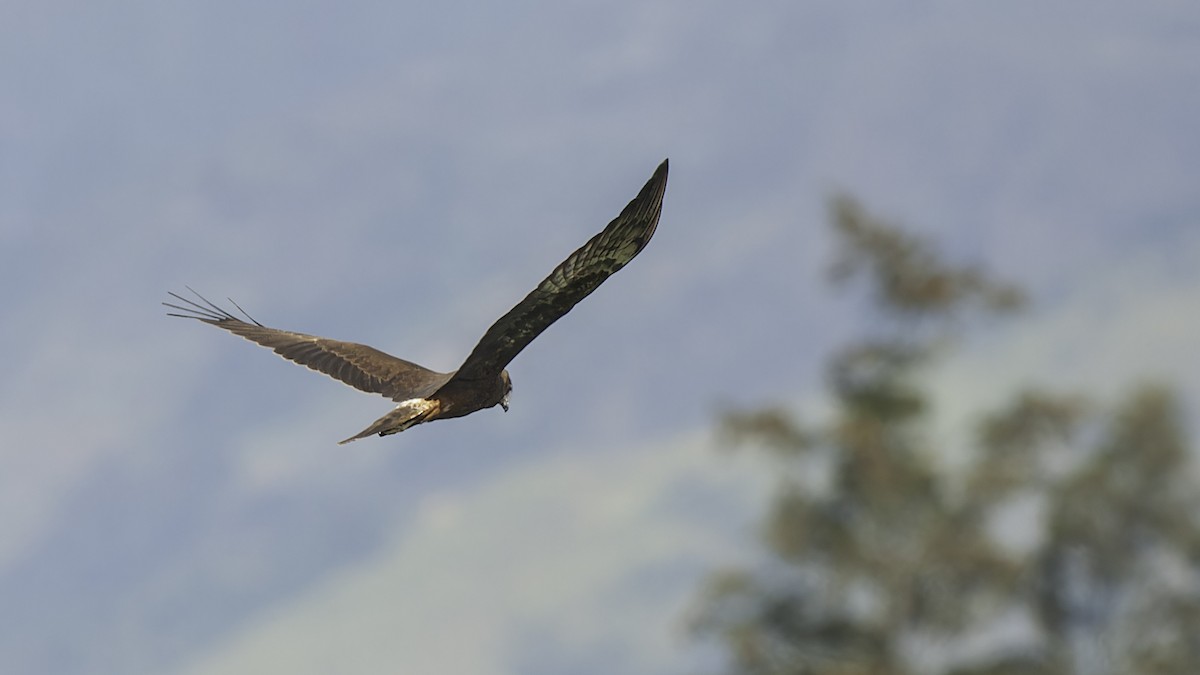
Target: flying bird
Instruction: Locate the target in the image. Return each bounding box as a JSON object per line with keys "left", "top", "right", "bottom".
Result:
{"left": 165, "top": 159, "right": 668, "bottom": 444}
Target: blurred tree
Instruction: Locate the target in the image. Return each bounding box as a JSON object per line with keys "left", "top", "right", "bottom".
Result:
{"left": 691, "top": 196, "right": 1200, "bottom": 674}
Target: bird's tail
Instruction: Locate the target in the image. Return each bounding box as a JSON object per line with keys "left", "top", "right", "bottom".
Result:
{"left": 338, "top": 398, "right": 439, "bottom": 445}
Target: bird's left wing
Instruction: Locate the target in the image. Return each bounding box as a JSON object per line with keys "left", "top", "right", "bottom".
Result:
{"left": 448, "top": 158, "right": 668, "bottom": 385}
{"left": 165, "top": 290, "right": 450, "bottom": 401}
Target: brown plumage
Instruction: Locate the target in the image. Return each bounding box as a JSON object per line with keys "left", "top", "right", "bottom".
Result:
{"left": 165, "top": 159, "right": 668, "bottom": 443}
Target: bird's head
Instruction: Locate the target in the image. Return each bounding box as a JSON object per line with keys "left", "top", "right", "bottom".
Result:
{"left": 498, "top": 370, "right": 512, "bottom": 412}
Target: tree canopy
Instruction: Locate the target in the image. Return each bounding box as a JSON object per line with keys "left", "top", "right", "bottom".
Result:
{"left": 692, "top": 196, "right": 1200, "bottom": 674}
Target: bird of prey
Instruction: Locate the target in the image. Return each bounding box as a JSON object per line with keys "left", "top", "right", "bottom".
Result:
{"left": 165, "top": 159, "right": 668, "bottom": 444}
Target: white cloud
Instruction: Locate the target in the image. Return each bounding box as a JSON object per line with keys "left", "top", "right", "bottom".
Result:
{"left": 170, "top": 431, "right": 770, "bottom": 675}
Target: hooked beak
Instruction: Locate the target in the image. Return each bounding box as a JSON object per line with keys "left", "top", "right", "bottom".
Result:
{"left": 500, "top": 394, "right": 510, "bottom": 412}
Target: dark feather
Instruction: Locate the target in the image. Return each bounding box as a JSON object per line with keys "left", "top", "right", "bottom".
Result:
{"left": 448, "top": 158, "right": 668, "bottom": 384}
{"left": 164, "top": 289, "right": 450, "bottom": 402}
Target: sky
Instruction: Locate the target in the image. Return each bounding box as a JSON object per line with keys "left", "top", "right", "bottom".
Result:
{"left": 2, "top": 1, "right": 1200, "bottom": 673}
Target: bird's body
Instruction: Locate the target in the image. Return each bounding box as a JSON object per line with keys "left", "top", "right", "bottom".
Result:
{"left": 166, "top": 159, "right": 668, "bottom": 443}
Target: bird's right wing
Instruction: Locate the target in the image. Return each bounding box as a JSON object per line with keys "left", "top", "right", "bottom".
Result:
{"left": 165, "top": 290, "right": 450, "bottom": 402}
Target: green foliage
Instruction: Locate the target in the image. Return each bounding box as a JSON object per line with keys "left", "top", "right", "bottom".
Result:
{"left": 827, "top": 195, "right": 1025, "bottom": 319}
{"left": 692, "top": 198, "right": 1200, "bottom": 674}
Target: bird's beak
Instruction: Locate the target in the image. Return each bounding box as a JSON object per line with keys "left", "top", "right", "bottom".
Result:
{"left": 500, "top": 395, "right": 510, "bottom": 412}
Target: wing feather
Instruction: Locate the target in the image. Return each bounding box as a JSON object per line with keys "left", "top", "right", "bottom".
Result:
{"left": 449, "top": 158, "right": 668, "bottom": 383}
{"left": 165, "top": 290, "right": 449, "bottom": 401}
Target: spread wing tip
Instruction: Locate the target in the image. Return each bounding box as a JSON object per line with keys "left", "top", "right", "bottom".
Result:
{"left": 163, "top": 287, "right": 263, "bottom": 326}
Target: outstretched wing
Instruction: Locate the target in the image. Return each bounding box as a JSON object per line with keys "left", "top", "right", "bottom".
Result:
{"left": 449, "top": 158, "right": 668, "bottom": 384}
{"left": 164, "top": 289, "right": 450, "bottom": 402}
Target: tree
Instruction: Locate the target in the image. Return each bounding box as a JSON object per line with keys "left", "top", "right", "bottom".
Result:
{"left": 691, "top": 195, "right": 1200, "bottom": 674}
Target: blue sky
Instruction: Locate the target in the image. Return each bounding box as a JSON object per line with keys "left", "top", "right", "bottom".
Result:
{"left": 2, "top": 1, "right": 1199, "bottom": 673}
